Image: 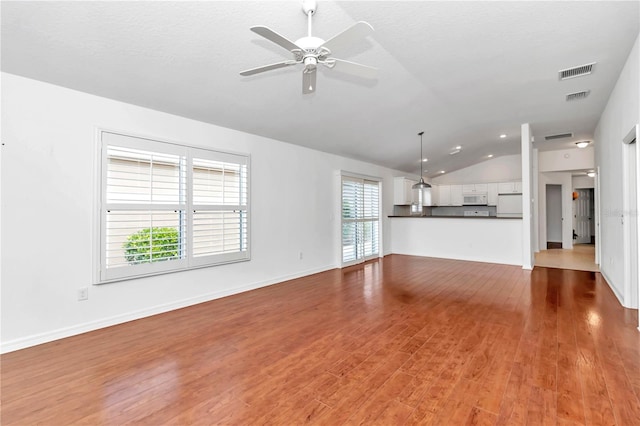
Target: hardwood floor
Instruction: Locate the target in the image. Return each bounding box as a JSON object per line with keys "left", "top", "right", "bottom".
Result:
{"left": 2, "top": 255, "right": 639, "bottom": 425}
{"left": 535, "top": 244, "right": 599, "bottom": 272}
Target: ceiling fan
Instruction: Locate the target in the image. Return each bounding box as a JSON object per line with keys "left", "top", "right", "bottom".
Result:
{"left": 240, "top": 0, "right": 376, "bottom": 94}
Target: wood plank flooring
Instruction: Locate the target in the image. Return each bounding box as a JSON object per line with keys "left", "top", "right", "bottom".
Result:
{"left": 535, "top": 244, "right": 599, "bottom": 272}
{"left": 2, "top": 254, "right": 639, "bottom": 425}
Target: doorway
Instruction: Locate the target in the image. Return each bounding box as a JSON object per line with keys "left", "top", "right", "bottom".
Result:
{"left": 573, "top": 188, "right": 594, "bottom": 244}
{"left": 546, "top": 184, "right": 562, "bottom": 249}
{"left": 536, "top": 176, "right": 598, "bottom": 272}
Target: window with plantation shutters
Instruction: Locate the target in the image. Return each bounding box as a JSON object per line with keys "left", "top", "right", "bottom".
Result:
{"left": 99, "top": 131, "right": 249, "bottom": 283}
{"left": 341, "top": 175, "right": 380, "bottom": 265}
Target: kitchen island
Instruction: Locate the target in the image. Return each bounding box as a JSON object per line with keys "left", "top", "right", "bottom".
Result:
{"left": 389, "top": 216, "right": 523, "bottom": 266}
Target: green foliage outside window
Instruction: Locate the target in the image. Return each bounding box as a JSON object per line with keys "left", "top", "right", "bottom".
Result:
{"left": 123, "top": 227, "right": 179, "bottom": 264}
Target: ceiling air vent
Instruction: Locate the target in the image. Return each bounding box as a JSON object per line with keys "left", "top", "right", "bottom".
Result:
{"left": 544, "top": 132, "right": 573, "bottom": 141}
{"left": 559, "top": 62, "right": 595, "bottom": 80}
{"left": 566, "top": 90, "right": 590, "bottom": 101}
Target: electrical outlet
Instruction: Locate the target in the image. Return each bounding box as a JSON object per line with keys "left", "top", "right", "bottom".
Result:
{"left": 77, "top": 287, "right": 88, "bottom": 301}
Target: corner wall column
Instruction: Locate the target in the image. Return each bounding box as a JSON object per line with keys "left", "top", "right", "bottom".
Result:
{"left": 522, "top": 123, "right": 534, "bottom": 269}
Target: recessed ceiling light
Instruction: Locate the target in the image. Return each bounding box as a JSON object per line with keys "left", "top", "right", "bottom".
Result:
{"left": 487, "top": 154, "right": 494, "bottom": 158}
{"left": 499, "top": 134, "right": 507, "bottom": 139}
{"left": 587, "top": 171, "right": 596, "bottom": 177}
{"left": 575, "top": 141, "right": 590, "bottom": 148}
{"left": 439, "top": 170, "right": 445, "bottom": 174}
{"left": 422, "top": 158, "right": 428, "bottom": 162}
{"left": 455, "top": 145, "right": 462, "bottom": 150}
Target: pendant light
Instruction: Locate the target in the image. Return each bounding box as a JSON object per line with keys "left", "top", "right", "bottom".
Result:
{"left": 412, "top": 131, "right": 431, "bottom": 189}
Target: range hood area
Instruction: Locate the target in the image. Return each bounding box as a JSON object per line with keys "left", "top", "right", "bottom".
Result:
{"left": 462, "top": 194, "right": 488, "bottom": 206}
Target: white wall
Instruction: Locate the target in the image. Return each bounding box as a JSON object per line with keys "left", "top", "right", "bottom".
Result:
{"left": 430, "top": 154, "right": 522, "bottom": 185}
{"left": 0, "top": 73, "right": 406, "bottom": 352}
{"left": 538, "top": 147, "right": 595, "bottom": 172}
{"left": 594, "top": 33, "right": 640, "bottom": 306}
{"left": 390, "top": 218, "right": 523, "bottom": 266}
{"left": 522, "top": 124, "right": 534, "bottom": 269}
{"left": 572, "top": 175, "right": 594, "bottom": 189}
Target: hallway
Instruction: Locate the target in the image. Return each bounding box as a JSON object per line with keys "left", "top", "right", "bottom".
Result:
{"left": 535, "top": 244, "right": 599, "bottom": 272}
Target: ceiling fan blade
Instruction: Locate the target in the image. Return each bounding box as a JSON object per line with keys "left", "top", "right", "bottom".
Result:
{"left": 318, "top": 21, "right": 374, "bottom": 54}
{"left": 250, "top": 26, "right": 302, "bottom": 53}
{"left": 240, "top": 61, "right": 297, "bottom": 76}
{"left": 303, "top": 68, "right": 317, "bottom": 94}
{"left": 328, "top": 58, "right": 377, "bottom": 79}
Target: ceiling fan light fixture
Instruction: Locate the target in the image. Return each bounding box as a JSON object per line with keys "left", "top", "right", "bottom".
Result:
{"left": 239, "top": 0, "right": 376, "bottom": 94}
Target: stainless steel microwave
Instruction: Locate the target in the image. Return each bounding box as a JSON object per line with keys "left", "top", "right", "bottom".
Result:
{"left": 462, "top": 194, "right": 488, "bottom": 205}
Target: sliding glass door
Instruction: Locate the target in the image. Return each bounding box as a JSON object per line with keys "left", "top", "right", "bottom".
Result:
{"left": 341, "top": 176, "right": 380, "bottom": 266}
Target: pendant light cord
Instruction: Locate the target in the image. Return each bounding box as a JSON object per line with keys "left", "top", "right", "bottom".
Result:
{"left": 419, "top": 131, "right": 424, "bottom": 181}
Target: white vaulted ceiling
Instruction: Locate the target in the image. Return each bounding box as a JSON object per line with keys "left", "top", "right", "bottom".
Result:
{"left": 2, "top": 1, "right": 638, "bottom": 177}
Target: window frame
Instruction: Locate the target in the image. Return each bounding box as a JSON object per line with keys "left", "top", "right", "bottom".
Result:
{"left": 95, "top": 129, "right": 250, "bottom": 284}
{"left": 340, "top": 172, "right": 381, "bottom": 267}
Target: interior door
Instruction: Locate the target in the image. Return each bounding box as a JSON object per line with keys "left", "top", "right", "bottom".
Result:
{"left": 574, "top": 189, "right": 592, "bottom": 244}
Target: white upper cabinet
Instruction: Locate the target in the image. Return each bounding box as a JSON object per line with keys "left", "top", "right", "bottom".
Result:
{"left": 429, "top": 185, "right": 439, "bottom": 206}
{"left": 450, "top": 185, "right": 464, "bottom": 206}
{"left": 498, "top": 181, "right": 523, "bottom": 194}
{"left": 394, "top": 177, "right": 415, "bottom": 205}
{"left": 487, "top": 183, "right": 499, "bottom": 206}
{"left": 437, "top": 185, "right": 451, "bottom": 206}
{"left": 394, "top": 177, "right": 433, "bottom": 206}
{"left": 462, "top": 183, "right": 488, "bottom": 194}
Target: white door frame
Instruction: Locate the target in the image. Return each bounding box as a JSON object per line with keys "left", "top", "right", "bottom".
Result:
{"left": 538, "top": 172, "right": 573, "bottom": 251}
{"left": 621, "top": 124, "right": 639, "bottom": 316}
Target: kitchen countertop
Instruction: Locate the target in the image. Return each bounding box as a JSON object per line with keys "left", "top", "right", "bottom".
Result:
{"left": 388, "top": 215, "right": 522, "bottom": 219}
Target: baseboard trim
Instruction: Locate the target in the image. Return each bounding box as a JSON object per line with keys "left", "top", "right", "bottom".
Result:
{"left": 599, "top": 269, "right": 625, "bottom": 307}
{"left": 547, "top": 241, "right": 563, "bottom": 249}
{"left": 1, "top": 264, "right": 337, "bottom": 354}
{"left": 390, "top": 251, "right": 522, "bottom": 267}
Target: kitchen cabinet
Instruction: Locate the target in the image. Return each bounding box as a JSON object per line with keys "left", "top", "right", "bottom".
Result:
{"left": 498, "top": 181, "right": 522, "bottom": 194}
{"left": 429, "top": 185, "right": 439, "bottom": 206}
{"left": 434, "top": 184, "right": 463, "bottom": 206}
{"left": 437, "top": 185, "right": 450, "bottom": 206}
{"left": 462, "top": 183, "right": 488, "bottom": 194}
{"left": 394, "top": 177, "right": 433, "bottom": 206}
{"left": 487, "top": 183, "right": 499, "bottom": 206}
{"left": 451, "top": 184, "right": 464, "bottom": 206}
{"left": 394, "top": 177, "right": 416, "bottom": 205}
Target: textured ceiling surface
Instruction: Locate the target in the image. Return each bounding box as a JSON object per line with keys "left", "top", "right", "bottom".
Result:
{"left": 2, "top": 1, "right": 639, "bottom": 176}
